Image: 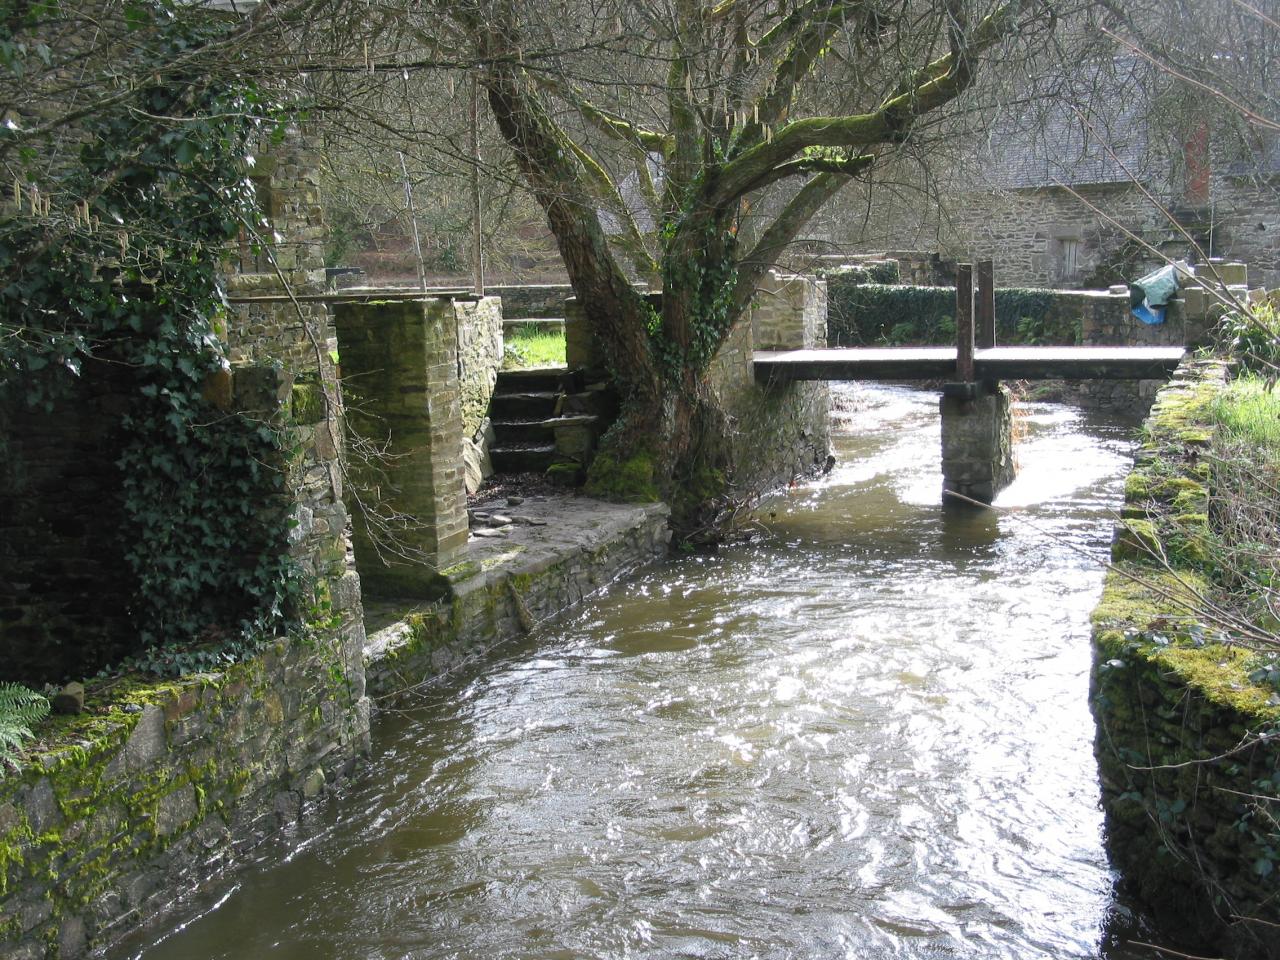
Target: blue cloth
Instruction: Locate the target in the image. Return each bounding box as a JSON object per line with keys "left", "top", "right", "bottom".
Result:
{"left": 1131, "top": 302, "right": 1166, "bottom": 325}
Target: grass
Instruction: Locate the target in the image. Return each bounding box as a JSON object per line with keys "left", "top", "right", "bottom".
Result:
{"left": 502, "top": 324, "right": 566, "bottom": 369}
{"left": 1203, "top": 374, "right": 1280, "bottom": 648}
{"left": 1211, "top": 376, "right": 1280, "bottom": 449}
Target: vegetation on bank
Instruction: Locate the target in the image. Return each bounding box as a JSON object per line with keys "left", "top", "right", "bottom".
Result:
{"left": 502, "top": 324, "right": 567, "bottom": 369}
{"left": 823, "top": 278, "right": 1082, "bottom": 346}
{"left": 1092, "top": 307, "right": 1280, "bottom": 953}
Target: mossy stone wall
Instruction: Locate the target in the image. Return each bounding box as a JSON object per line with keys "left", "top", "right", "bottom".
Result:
{"left": 1090, "top": 358, "right": 1280, "bottom": 959}
{"left": 364, "top": 503, "right": 671, "bottom": 698}
{"left": 0, "top": 128, "right": 374, "bottom": 959}
{"left": 332, "top": 299, "right": 470, "bottom": 598}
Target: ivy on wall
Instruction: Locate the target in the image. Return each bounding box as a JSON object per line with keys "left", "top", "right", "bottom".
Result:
{"left": 0, "top": 2, "right": 301, "bottom": 679}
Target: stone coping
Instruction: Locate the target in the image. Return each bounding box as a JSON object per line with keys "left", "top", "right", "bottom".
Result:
{"left": 363, "top": 496, "right": 670, "bottom": 668}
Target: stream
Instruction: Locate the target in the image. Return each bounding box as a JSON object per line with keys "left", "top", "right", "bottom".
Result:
{"left": 111, "top": 382, "right": 1153, "bottom": 960}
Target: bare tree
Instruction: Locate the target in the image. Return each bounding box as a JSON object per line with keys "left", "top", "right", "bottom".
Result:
{"left": 400, "top": 0, "right": 1068, "bottom": 530}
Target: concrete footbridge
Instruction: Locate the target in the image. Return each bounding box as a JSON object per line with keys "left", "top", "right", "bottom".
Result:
{"left": 753, "top": 345, "right": 1185, "bottom": 384}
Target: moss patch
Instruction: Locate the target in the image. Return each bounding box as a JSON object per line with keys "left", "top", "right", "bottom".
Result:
{"left": 585, "top": 449, "right": 661, "bottom": 503}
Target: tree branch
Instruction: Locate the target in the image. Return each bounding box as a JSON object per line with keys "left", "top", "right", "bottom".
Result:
{"left": 532, "top": 73, "right": 673, "bottom": 152}
{"left": 710, "top": 0, "right": 1037, "bottom": 207}
{"left": 731, "top": 171, "right": 852, "bottom": 316}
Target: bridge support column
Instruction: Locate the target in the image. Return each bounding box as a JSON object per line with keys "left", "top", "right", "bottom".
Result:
{"left": 940, "top": 381, "right": 1015, "bottom": 506}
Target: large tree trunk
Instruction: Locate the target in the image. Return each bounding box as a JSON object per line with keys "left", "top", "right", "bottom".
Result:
{"left": 479, "top": 57, "right": 745, "bottom": 536}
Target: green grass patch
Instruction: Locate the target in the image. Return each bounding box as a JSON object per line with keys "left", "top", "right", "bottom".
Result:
{"left": 503, "top": 324, "right": 566, "bottom": 369}
{"left": 1211, "top": 375, "right": 1280, "bottom": 450}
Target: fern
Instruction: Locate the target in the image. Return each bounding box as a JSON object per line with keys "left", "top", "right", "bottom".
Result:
{"left": 0, "top": 683, "right": 50, "bottom": 765}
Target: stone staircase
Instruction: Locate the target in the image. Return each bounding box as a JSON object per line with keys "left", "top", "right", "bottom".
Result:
{"left": 487, "top": 369, "right": 615, "bottom": 481}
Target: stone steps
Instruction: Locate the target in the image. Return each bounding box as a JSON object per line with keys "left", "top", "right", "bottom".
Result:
{"left": 485, "top": 368, "right": 612, "bottom": 482}
{"left": 488, "top": 390, "right": 561, "bottom": 421}
{"left": 489, "top": 442, "right": 559, "bottom": 474}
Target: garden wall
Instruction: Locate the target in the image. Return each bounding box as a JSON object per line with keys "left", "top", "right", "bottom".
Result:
{"left": 0, "top": 128, "right": 374, "bottom": 959}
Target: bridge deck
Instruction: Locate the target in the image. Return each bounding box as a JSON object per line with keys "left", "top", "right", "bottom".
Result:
{"left": 753, "top": 346, "right": 1187, "bottom": 383}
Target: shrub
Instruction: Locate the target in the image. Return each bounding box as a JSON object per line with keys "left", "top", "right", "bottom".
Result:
{"left": 0, "top": 683, "right": 49, "bottom": 770}
{"left": 823, "top": 280, "right": 1079, "bottom": 346}
{"left": 1220, "top": 302, "right": 1280, "bottom": 384}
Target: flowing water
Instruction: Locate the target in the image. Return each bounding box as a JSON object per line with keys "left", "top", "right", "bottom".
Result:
{"left": 112, "top": 383, "right": 1151, "bottom": 960}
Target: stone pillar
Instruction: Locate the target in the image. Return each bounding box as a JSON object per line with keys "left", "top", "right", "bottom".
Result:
{"left": 940, "top": 382, "right": 1016, "bottom": 506}
{"left": 564, "top": 296, "right": 601, "bottom": 372}
{"left": 332, "top": 299, "right": 468, "bottom": 598}
{"left": 750, "top": 270, "right": 827, "bottom": 349}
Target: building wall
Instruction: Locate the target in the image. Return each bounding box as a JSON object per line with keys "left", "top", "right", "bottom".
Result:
{"left": 830, "top": 175, "right": 1280, "bottom": 292}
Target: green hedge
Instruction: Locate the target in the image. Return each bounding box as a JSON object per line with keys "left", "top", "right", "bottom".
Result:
{"left": 825, "top": 280, "right": 1082, "bottom": 346}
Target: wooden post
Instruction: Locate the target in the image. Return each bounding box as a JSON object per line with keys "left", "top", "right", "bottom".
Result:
{"left": 470, "top": 74, "right": 484, "bottom": 297}
{"left": 956, "top": 263, "right": 974, "bottom": 382}
{"left": 976, "top": 259, "right": 995, "bottom": 349}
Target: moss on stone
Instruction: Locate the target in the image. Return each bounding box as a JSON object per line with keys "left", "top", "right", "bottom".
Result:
{"left": 1111, "top": 519, "right": 1161, "bottom": 563}
{"left": 1124, "top": 471, "right": 1153, "bottom": 501}
{"left": 290, "top": 380, "right": 326, "bottom": 425}
{"left": 1155, "top": 645, "right": 1280, "bottom": 720}
{"left": 584, "top": 449, "right": 661, "bottom": 503}
{"left": 1092, "top": 565, "right": 1208, "bottom": 641}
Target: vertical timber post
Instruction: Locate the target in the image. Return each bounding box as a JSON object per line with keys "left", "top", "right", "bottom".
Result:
{"left": 941, "top": 262, "right": 1015, "bottom": 506}
{"left": 470, "top": 74, "right": 484, "bottom": 298}
{"left": 955, "top": 263, "right": 975, "bottom": 382}
{"left": 976, "top": 259, "right": 995, "bottom": 350}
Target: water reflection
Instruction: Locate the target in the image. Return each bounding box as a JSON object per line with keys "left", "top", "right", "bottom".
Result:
{"left": 111, "top": 383, "right": 1150, "bottom": 960}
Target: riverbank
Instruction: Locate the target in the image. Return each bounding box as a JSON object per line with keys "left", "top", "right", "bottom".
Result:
{"left": 0, "top": 494, "right": 669, "bottom": 960}
{"left": 1090, "top": 357, "right": 1280, "bottom": 959}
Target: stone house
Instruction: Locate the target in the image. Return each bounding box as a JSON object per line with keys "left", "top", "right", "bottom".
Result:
{"left": 824, "top": 58, "right": 1280, "bottom": 291}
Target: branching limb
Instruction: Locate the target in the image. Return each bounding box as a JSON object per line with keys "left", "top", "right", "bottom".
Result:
{"left": 531, "top": 73, "right": 672, "bottom": 152}
{"left": 730, "top": 170, "right": 853, "bottom": 317}
{"left": 711, "top": 0, "right": 1038, "bottom": 207}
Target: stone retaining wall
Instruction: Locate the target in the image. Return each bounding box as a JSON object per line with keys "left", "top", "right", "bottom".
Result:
{"left": 364, "top": 502, "right": 671, "bottom": 698}
{"left": 453, "top": 297, "right": 503, "bottom": 439}
{"left": 0, "top": 127, "right": 374, "bottom": 960}
{"left": 485, "top": 284, "right": 573, "bottom": 320}
{"left": 710, "top": 272, "right": 831, "bottom": 495}
{"left": 1090, "top": 358, "right": 1280, "bottom": 959}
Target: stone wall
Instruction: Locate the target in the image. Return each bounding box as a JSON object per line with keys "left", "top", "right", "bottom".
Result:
{"left": 484, "top": 284, "right": 574, "bottom": 320}
{"left": 0, "top": 126, "right": 374, "bottom": 960}
{"left": 1091, "top": 358, "right": 1280, "bottom": 959}
{"left": 455, "top": 297, "right": 503, "bottom": 438}
{"left": 364, "top": 502, "right": 671, "bottom": 698}
{"left": 0, "top": 630, "right": 368, "bottom": 960}
{"left": 333, "top": 299, "right": 469, "bottom": 598}
{"left": 1209, "top": 177, "right": 1280, "bottom": 290}
{"left": 709, "top": 271, "right": 832, "bottom": 496}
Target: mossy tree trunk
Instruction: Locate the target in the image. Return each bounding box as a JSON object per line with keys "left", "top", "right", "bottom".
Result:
{"left": 453, "top": 0, "right": 1047, "bottom": 536}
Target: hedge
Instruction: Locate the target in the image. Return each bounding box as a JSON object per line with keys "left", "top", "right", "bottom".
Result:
{"left": 824, "top": 279, "right": 1082, "bottom": 347}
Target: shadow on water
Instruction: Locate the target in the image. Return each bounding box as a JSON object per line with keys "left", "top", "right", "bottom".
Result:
{"left": 108, "top": 383, "right": 1169, "bottom": 960}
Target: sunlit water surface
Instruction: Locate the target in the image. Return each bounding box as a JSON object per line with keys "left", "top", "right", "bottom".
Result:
{"left": 111, "top": 384, "right": 1149, "bottom": 960}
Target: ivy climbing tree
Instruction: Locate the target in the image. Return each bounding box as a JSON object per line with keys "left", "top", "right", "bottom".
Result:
{"left": 1, "top": 0, "right": 302, "bottom": 679}
{"left": 403, "top": 0, "right": 1071, "bottom": 534}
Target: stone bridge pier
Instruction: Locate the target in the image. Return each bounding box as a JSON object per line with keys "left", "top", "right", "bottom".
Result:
{"left": 940, "top": 382, "right": 1016, "bottom": 505}
{"left": 941, "top": 262, "right": 1015, "bottom": 506}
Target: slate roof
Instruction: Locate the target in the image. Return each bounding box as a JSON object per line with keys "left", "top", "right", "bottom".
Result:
{"left": 979, "top": 58, "right": 1158, "bottom": 189}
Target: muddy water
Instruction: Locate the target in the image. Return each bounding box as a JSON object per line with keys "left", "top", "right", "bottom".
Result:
{"left": 112, "top": 384, "right": 1148, "bottom": 960}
